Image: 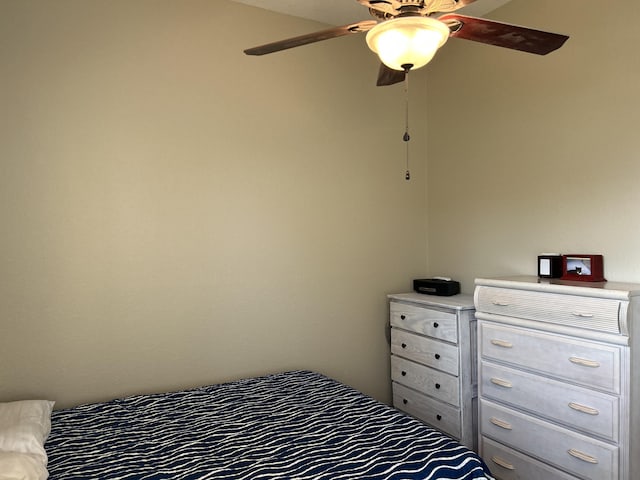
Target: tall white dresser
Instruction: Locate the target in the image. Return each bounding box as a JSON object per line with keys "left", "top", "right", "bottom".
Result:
{"left": 388, "top": 292, "right": 477, "bottom": 450}
{"left": 474, "top": 276, "right": 640, "bottom": 480}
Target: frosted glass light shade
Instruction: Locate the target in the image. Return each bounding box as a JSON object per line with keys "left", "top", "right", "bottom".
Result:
{"left": 366, "top": 16, "right": 450, "bottom": 71}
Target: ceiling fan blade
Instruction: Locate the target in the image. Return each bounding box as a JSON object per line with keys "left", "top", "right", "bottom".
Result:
{"left": 376, "top": 63, "right": 406, "bottom": 87}
{"left": 244, "top": 20, "right": 377, "bottom": 56}
{"left": 439, "top": 14, "right": 569, "bottom": 55}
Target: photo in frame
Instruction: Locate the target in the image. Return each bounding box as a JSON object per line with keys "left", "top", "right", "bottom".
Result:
{"left": 561, "top": 254, "right": 605, "bottom": 282}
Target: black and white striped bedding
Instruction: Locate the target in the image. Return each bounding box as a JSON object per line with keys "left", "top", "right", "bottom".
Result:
{"left": 46, "top": 370, "right": 494, "bottom": 479}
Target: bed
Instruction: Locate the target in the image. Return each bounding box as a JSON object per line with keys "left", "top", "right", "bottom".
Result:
{"left": 10, "top": 370, "right": 495, "bottom": 479}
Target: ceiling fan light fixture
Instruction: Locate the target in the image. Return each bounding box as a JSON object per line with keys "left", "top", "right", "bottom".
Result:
{"left": 366, "top": 16, "right": 450, "bottom": 71}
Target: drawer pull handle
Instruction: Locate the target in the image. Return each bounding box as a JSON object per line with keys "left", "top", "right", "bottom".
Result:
{"left": 436, "top": 414, "right": 442, "bottom": 421}
{"left": 433, "top": 322, "right": 439, "bottom": 328}
{"left": 568, "top": 402, "right": 599, "bottom": 416}
{"left": 435, "top": 383, "right": 441, "bottom": 389}
{"left": 492, "top": 300, "right": 510, "bottom": 307}
{"left": 435, "top": 353, "right": 441, "bottom": 360}
{"left": 403, "top": 398, "right": 408, "bottom": 405}
{"left": 401, "top": 371, "right": 407, "bottom": 376}
{"left": 490, "top": 417, "right": 513, "bottom": 430}
{"left": 571, "top": 311, "right": 594, "bottom": 318}
{"left": 569, "top": 356, "right": 600, "bottom": 368}
{"left": 568, "top": 448, "right": 598, "bottom": 464}
{"left": 490, "top": 377, "right": 513, "bottom": 388}
{"left": 491, "top": 339, "right": 513, "bottom": 348}
{"left": 491, "top": 456, "right": 515, "bottom": 470}
{"left": 400, "top": 315, "right": 406, "bottom": 320}
{"left": 401, "top": 343, "right": 407, "bottom": 349}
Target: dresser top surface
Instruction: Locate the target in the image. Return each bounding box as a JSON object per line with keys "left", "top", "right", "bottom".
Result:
{"left": 475, "top": 275, "right": 640, "bottom": 299}
{"left": 388, "top": 292, "right": 475, "bottom": 310}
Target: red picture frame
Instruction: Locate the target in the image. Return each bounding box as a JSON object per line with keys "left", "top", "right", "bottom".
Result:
{"left": 561, "top": 254, "right": 605, "bottom": 282}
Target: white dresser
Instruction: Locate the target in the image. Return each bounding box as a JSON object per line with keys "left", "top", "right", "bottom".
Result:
{"left": 474, "top": 276, "right": 640, "bottom": 480}
{"left": 388, "top": 292, "right": 477, "bottom": 450}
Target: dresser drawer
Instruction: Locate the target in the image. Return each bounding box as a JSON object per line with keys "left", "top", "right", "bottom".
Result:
{"left": 391, "top": 356, "right": 460, "bottom": 407}
{"left": 481, "top": 400, "right": 618, "bottom": 480}
{"left": 480, "top": 322, "right": 621, "bottom": 393}
{"left": 390, "top": 328, "right": 459, "bottom": 376}
{"left": 481, "top": 437, "right": 580, "bottom": 480}
{"left": 390, "top": 301, "right": 458, "bottom": 343}
{"left": 481, "top": 360, "right": 619, "bottom": 442}
{"left": 475, "top": 286, "right": 622, "bottom": 334}
{"left": 393, "top": 382, "right": 461, "bottom": 439}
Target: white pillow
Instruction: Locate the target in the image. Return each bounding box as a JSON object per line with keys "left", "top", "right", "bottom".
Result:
{"left": 0, "top": 400, "right": 55, "bottom": 460}
{"left": 0, "top": 451, "right": 48, "bottom": 480}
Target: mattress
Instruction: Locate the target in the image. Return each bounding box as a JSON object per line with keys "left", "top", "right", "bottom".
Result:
{"left": 46, "top": 370, "right": 494, "bottom": 479}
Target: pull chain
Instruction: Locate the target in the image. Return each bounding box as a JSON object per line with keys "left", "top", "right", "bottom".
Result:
{"left": 403, "top": 67, "right": 411, "bottom": 181}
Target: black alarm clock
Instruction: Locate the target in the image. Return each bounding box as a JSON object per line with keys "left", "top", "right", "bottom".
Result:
{"left": 413, "top": 277, "right": 460, "bottom": 296}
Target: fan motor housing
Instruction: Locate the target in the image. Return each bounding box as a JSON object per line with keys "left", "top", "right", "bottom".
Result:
{"left": 356, "top": 0, "right": 463, "bottom": 20}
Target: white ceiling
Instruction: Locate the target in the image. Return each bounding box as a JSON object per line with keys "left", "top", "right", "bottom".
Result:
{"left": 231, "top": 0, "right": 512, "bottom": 26}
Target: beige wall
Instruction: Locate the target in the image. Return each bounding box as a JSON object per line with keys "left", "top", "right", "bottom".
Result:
{"left": 6, "top": 0, "right": 635, "bottom": 411}
{"left": 0, "top": 1, "right": 429, "bottom": 407}
{"left": 427, "top": 0, "right": 640, "bottom": 292}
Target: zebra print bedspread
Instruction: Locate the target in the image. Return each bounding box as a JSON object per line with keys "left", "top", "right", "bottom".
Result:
{"left": 46, "top": 370, "right": 494, "bottom": 479}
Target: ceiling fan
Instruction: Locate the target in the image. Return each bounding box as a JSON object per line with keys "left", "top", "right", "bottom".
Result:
{"left": 244, "top": 0, "right": 569, "bottom": 86}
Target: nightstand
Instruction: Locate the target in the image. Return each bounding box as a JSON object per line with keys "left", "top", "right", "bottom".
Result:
{"left": 388, "top": 292, "right": 477, "bottom": 450}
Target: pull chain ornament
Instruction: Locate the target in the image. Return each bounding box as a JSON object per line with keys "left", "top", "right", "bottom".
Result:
{"left": 402, "top": 65, "right": 411, "bottom": 181}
